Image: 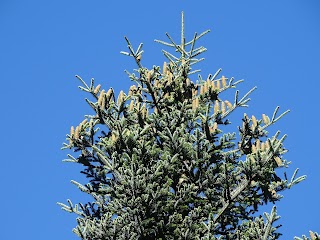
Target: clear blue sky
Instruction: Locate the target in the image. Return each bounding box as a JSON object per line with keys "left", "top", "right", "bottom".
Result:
{"left": 1, "top": 1, "right": 319, "bottom": 239}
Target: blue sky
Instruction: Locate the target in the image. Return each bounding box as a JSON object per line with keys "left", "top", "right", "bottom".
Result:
{"left": 1, "top": 1, "right": 319, "bottom": 239}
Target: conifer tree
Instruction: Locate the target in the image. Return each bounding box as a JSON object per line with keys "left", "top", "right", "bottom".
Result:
{"left": 58, "top": 13, "right": 316, "bottom": 239}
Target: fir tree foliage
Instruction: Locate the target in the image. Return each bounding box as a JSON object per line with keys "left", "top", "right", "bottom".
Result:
{"left": 59, "top": 12, "right": 309, "bottom": 239}
{"left": 295, "top": 231, "right": 320, "bottom": 240}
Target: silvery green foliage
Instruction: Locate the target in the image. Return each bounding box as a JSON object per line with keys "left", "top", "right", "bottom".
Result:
{"left": 59, "top": 13, "right": 307, "bottom": 240}
{"left": 294, "top": 231, "right": 320, "bottom": 240}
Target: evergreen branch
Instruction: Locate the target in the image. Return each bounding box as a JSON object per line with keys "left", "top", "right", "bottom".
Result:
{"left": 189, "top": 58, "right": 205, "bottom": 66}
{"left": 62, "top": 159, "right": 78, "bottom": 163}
{"left": 71, "top": 180, "right": 90, "bottom": 193}
{"left": 260, "top": 107, "right": 290, "bottom": 131}
{"left": 273, "top": 109, "right": 290, "bottom": 123}
{"left": 162, "top": 50, "right": 180, "bottom": 62}
{"left": 214, "top": 133, "right": 288, "bottom": 224}
{"left": 124, "top": 36, "right": 135, "bottom": 55}
{"left": 61, "top": 142, "right": 70, "bottom": 150}
{"left": 287, "top": 168, "right": 306, "bottom": 189}
{"left": 57, "top": 202, "right": 73, "bottom": 213}
{"left": 216, "top": 77, "right": 244, "bottom": 98}
{"left": 189, "top": 32, "right": 198, "bottom": 58}
{"left": 92, "top": 145, "right": 113, "bottom": 170}
{"left": 270, "top": 134, "right": 287, "bottom": 155}
{"left": 135, "top": 43, "right": 143, "bottom": 55}
{"left": 190, "top": 46, "right": 207, "bottom": 58}
{"left": 238, "top": 86, "right": 257, "bottom": 104}
{"left": 76, "top": 75, "right": 89, "bottom": 89}
{"left": 290, "top": 168, "right": 299, "bottom": 183}
{"left": 62, "top": 154, "right": 78, "bottom": 162}
{"left": 120, "top": 51, "right": 132, "bottom": 56}
{"left": 271, "top": 106, "right": 280, "bottom": 122}
{"left": 89, "top": 78, "right": 94, "bottom": 91}
{"left": 189, "top": 69, "right": 202, "bottom": 75}
{"left": 185, "top": 29, "right": 211, "bottom": 46}
{"left": 231, "top": 79, "right": 244, "bottom": 87}
{"left": 154, "top": 39, "right": 174, "bottom": 47}
{"left": 136, "top": 50, "right": 144, "bottom": 57}
{"left": 165, "top": 32, "right": 188, "bottom": 57}
{"left": 210, "top": 68, "right": 222, "bottom": 81}
{"left": 234, "top": 90, "right": 239, "bottom": 105}
{"left": 85, "top": 98, "right": 97, "bottom": 110}
{"left": 78, "top": 86, "right": 91, "bottom": 92}
{"left": 221, "top": 104, "right": 236, "bottom": 119}
{"left": 238, "top": 98, "right": 250, "bottom": 106}
{"left": 144, "top": 77, "right": 162, "bottom": 116}
{"left": 181, "top": 11, "right": 185, "bottom": 55}
{"left": 191, "top": 46, "right": 207, "bottom": 56}
{"left": 262, "top": 206, "right": 277, "bottom": 240}
{"left": 124, "top": 36, "right": 143, "bottom": 68}
{"left": 228, "top": 76, "right": 234, "bottom": 85}
{"left": 294, "top": 231, "right": 320, "bottom": 240}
